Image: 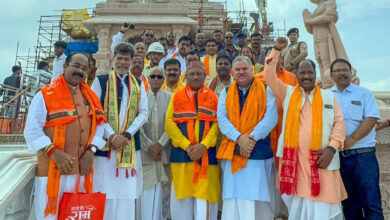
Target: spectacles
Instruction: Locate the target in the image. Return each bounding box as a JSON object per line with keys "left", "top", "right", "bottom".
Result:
{"left": 332, "top": 68, "right": 350, "bottom": 74}
{"left": 69, "top": 64, "right": 88, "bottom": 72}
{"left": 149, "top": 75, "right": 164, "bottom": 79}
{"left": 225, "top": 36, "right": 234, "bottom": 39}
{"left": 145, "top": 34, "right": 154, "bottom": 38}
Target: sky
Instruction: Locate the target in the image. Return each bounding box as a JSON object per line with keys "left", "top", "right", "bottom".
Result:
{"left": 0, "top": 0, "right": 389, "bottom": 90}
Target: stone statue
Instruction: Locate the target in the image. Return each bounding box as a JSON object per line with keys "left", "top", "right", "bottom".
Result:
{"left": 302, "top": 0, "right": 359, "bottom": 88}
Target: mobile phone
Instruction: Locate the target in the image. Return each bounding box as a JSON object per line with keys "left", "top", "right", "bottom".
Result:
{"left": 129, "top": 24, "right": 135, "bottom": 30}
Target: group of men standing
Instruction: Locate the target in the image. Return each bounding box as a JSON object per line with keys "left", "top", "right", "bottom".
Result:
{"left": 23, "top": 25, "right": 384, "bottom": 220}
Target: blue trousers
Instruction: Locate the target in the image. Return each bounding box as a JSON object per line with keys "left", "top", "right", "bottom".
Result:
{"left": 340, "top": 149, "right": 384, "bottom": 220}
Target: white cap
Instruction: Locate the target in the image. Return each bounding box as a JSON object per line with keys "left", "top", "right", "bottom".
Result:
{"left": 147, "top": 42, "right": 164, "bottom": 54}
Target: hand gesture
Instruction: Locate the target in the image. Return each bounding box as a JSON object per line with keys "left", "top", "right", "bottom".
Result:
{"left": 52, "top": 150, "right": 75, "bottom": 174}
{"left": 187, "top": 144, "right": 207, "bottom": 161}
{"left": 274, "top": 37, "right": 288, "bottom": 51}
{"left": 79, "top": 149, "right": 94, "bottom": 175}
{"left": 148, "top": 143, "right": 163, "bottom": 161}
{"left": 120, "top": 23, "right": 130, "bottom": 33}
{"left": 109, "top": 134, "right": 129, "bottom": 151}
{"left": 314, "top": 148, "right": 334, "bottom": 169}
{"left": 237, "top": 135, "right": 256, "bottom": 158}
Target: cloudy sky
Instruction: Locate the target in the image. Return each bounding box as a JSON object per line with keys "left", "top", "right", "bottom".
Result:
{"left": 0, "top": 0, "right": 389, "bottom": 90}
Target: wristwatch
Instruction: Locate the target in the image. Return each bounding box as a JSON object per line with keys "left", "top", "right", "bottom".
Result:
{"left": 326, "top": 146, "right": 337, "bottom": 154}
{"left": 88, "top": 145, "right": 97, "bottom": 154}
{"left": 124, "top": 132, "right": 132, "bottom": 140}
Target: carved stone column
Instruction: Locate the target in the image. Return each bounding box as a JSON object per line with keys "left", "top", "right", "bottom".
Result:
{"left": 94, "top": 24, "right": 112, "bottom": 76}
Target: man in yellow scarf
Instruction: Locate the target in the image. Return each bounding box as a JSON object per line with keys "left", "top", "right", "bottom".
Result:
{"left": 217, "top": 55, "right": 278, "bottom": 220}
{"left": 91, "top": 42, "right": 149, "bottom": 220}
{"left": 264, "top": 38, "right": 347, "bottom": 220}
{"left": 165, "top": 61, "right": 220, "bottom": 220}
{"left": 161, "top": 59, "right": 184, "bottom": 93}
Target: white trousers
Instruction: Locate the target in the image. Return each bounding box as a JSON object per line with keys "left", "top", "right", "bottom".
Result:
{"left": 221, "top": 199, "right": 274, "bottom": 220}
{"left": 104, "top": 199, "right": 135, "bottom": 220}
{"left": 170, "top": 184, "right": 218, "bottom": 220}
{"left": 282, "top": 195, "right": 343, "bottom": 220}
{"left": 140, "top": 183, "right": 163, "bottom": 220}
{"left": 29, "top": 175, "right": 85, "bottom": 220}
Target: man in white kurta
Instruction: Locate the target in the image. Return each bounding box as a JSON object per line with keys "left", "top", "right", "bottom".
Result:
{"left": 51, "top": 41, "right": 67, "bottom": 82}
{"left": 24, "top": 53, "right": 106, "bottom": 220}
{"left": 139, "top": 66, "right": 172, "bottom": 220}
{"left": 91, "top": 42, "right": 148, "bottom": 220}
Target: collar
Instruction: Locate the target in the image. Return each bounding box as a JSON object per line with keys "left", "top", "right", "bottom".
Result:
{"left": 330, "top": 83, "right": 354, "bottom": 93}
{"left": 56, "top": 53, "right": 66, "bottom": 60}
{"left": 300, "top": 87, "right": 316, "bottom": 104}
{"left": 115, "top": 71, "right": 128, "bottom": 80}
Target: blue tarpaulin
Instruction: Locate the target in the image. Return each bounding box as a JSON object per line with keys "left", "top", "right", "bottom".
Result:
{"left": 64, "top": 41, "right": 99, "bottom": 55}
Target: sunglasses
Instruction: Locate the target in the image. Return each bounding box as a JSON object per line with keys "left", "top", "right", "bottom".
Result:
{"left": 145, "top": 34, "right": 154, "bottom": 37}
{"left": 225, "top": 36, "right": 234, "bottom": 39}
{"left": 149, "top": 75, "right": 164, "bottom": 79}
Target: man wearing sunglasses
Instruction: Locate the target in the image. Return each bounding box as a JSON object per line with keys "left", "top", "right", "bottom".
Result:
{"left": 139, "top": 66, "right": 172, "bottom": 220}
{"left": 218, "top": 32, "right": 239, "bottom": 61}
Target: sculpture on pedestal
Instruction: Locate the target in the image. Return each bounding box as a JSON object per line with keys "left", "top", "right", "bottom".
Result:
{"left": 302, "top": 0, "right": 359, "bottom": 88}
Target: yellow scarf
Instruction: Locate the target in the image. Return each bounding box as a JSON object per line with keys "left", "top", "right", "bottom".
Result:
{"left": 280, "top": 84, "right": 323, "bottom": 197}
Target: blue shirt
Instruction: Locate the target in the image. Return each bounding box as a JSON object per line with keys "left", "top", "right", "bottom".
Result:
{"left": 331, "top": 84, "right": 380, "bottom": 149}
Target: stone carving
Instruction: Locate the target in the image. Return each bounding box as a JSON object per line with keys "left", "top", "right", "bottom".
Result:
{"left": 302, "top": 0, "right": 359, "bottom": 88}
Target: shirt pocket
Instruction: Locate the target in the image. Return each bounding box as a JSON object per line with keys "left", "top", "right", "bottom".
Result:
{"left": 346, "top": 102, "right": 364, "bottom": 121}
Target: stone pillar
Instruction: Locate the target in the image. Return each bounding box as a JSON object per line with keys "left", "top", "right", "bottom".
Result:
{"left": 94, "top": 24, "right": 112, "bottom": 76}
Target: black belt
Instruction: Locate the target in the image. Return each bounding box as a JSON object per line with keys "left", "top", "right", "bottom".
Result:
{"left": 340, "top": 147, "right": 375, "bottom": 157}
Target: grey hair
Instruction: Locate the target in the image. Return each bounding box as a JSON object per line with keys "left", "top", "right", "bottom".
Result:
{"left": 114, "top": 42, "right": 135, "bottom": 58}
{"left": 150, "top": 66, "right": 164, "bottom": 76}
{"left": 232, "top": 55, "right": 253, "bottom": 67}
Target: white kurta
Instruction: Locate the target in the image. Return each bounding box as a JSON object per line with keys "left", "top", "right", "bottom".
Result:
{"left": 24, "top": 90, "right": 106, "bottom": 220}
{"left": 90, "top": 73, "right": 148, "bottom": 200}
{"left": 51, "top": 53, "right": 66, "bottom": 82}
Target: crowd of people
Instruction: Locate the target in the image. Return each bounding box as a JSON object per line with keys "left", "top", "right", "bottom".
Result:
{"left": 20, "top": 23, "right": 388, "bottom": 220}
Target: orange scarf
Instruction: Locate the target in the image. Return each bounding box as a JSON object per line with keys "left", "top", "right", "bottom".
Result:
{"left": 217, "top": 77, "right": 266, "bottom": 173}
{"left": 280, "top": 85, "right": 323, "bottom": 197}
{"left": 142, "top": 75, "right": 149, "bottom": 92}
{"left": 172, "top": 84, "right": 218, "bottom": 183}
{"left": 203, "top": 55, "right": 217, "bottom": 76}
{"left": 41, "top": 75, "right": 106, "bottom": 216}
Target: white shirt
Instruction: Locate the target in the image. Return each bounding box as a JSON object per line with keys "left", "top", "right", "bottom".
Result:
{"left": 171, "top": 52, "right": 186, "bottom": 74}
{"left": 91, "top": 72, "right": 148, "bottom": 200}
{"left": 111, "top": 32, "right": 124, "bottom": 53}
{"left": 24, "top": 90, "right": 106, "bottom": 153}
{"left": 91, "top": 73, "right": 148, "bottom": 137}
{"left": 51, "top": 53, "right": 66, "bottom": 82}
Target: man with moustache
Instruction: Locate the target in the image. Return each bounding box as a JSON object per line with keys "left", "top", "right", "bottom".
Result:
{"left": 166, "top": 32, "right": 177, "bottom": 57}
{"left": 217, "top": 55, "right": 278, "bottom": 220}
{"left": 282, "top": 28, "right": 308, "bottom": 73}
{"left": 131, "top": 55, "right": 149, "bottom": 92}
{"left": 265, "top": 38, "right": 347, "bottom": 220}
{"left": 179, "top": 51, "right": 202, "bottom": 84}
{"left": 170, "top": 36, "right": 192, "bottom": 74}
{"left": 193, "top": 33, "right": 207, "bottom": 57}
{"left": 161, "top": 59, "right": 184, "bottom": 93}
{"left": 208, "top": 54, "right": 233, "bottom": 96}
{"left": 250, "top": 32, "right": 266, "bottom": 65}
{"left": 51, "top": 40, "right": 67, "bottom": 82}
{"left": 165, "top": 61, "right": 220, "bottom": 220}
{"left": 134, "top": 42, "right": 149, "bottom": 65}
{"left": 330, "top": 59, "right": 383, "bottom": 219}
{"left": 91, "top": 42, "right": 149, "bottom": 220}
{"left": 140, "top": 66, "right": 172, "bottom": 220}
{"left": 236, "top": 33, "right": 247, "bottom": 51}
{"left": 24, "top": 53, "right": 107, "bottom": 219}
{"left": 218, "top": 32, "right": 239, "bottom": 61}
{"left": 213, "top": 30, "right": 224, "bottom": 52}
{"left": 201, "top": 39, "right": 218, "bottom": 80}
{"left": 143, "top": 42, "right": 165, "bottom": 78}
